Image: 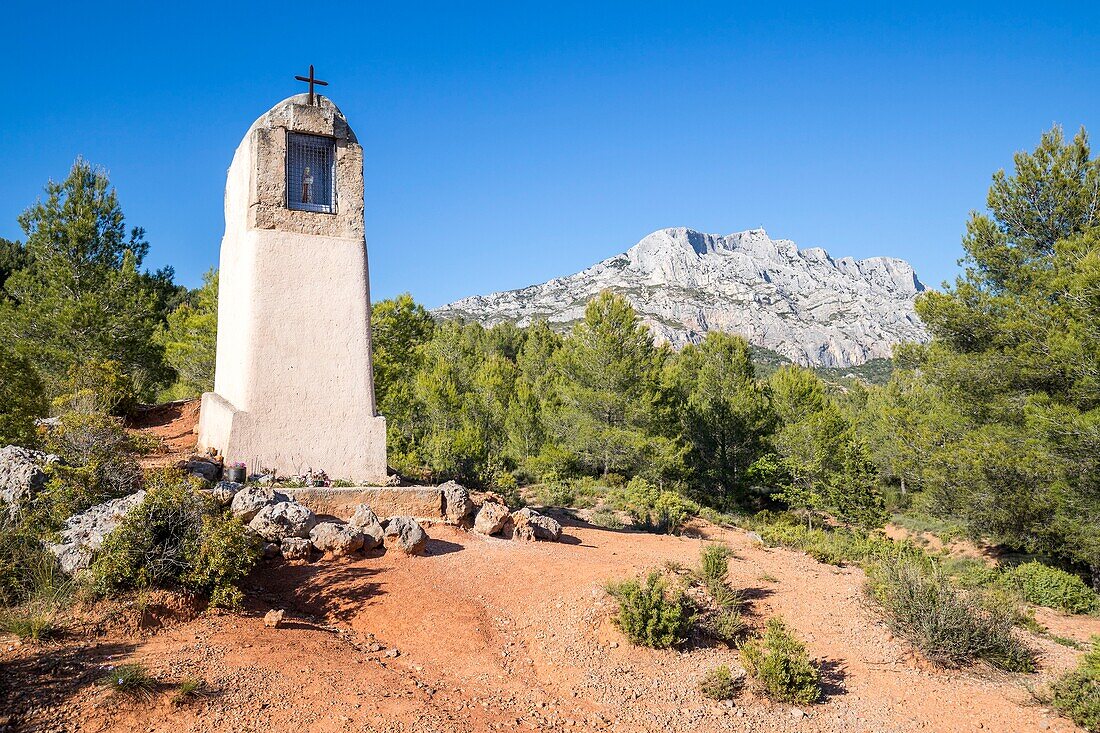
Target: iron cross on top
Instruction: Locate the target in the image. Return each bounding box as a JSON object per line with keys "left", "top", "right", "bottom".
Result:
{"left": 295, "top": 65, "right": 329, "bottom": 106}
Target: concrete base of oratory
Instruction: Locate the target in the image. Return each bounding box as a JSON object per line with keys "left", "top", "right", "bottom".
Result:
{"left": 282, "top": 486, "right": 444, "bottom": 521}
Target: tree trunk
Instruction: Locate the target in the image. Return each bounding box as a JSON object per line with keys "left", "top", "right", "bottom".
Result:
{"left": 1091, "top": 564, "right": 1100, "bottom": 593}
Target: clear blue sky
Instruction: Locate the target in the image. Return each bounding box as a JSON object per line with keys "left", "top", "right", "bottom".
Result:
{"left": 2, "top": 1, "right": 1098, "bottom": 306}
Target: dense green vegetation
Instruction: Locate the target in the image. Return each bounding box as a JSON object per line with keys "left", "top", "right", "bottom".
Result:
{"left": 0, "top": 124, "right": 1098, "bottom": 678}
{"left": 1051, "top": 636, "right": 1100, "bottom": 732}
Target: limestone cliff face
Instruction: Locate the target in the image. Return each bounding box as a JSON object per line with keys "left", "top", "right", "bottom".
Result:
{"left": 433, "top": 227, "right": 929, "bottom": 367}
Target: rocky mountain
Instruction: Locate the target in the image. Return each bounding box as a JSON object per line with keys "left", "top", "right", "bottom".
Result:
{"left": 434, "top": 227, "right": 929, "bottom": 367}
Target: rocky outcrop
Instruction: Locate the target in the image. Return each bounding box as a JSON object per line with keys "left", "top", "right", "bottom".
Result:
{"left": 0, "top": 445, "right": 59, "bottom": 513}
{"left": 474, "top": 502, "right": 510, "bottom": 536}
{"left": 309, "top": 521, "right": 365, "bottom": 556}
{"left": 47, "top": 491, "right": 146, "bottom": 573}
{"left": 434, "top": 227, "right": 928, "bottom": 367}
{"left": 383, "top": 516, "right": 428, "bottom": 555}
{"left": 231, "top": 485, "right": 288, "bottom": 522}
{"left": 348, "top": 504, "right": 385, "bottom": 550}
{"left": 248, "top": 501, "right": 318, "bottom": 541}
{"left": 440, "top": 480, "right": 475, "bottom": 523}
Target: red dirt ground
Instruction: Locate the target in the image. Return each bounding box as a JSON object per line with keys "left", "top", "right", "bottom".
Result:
{"left": 2, "top": 404, "right": 1097, "bottom": 733}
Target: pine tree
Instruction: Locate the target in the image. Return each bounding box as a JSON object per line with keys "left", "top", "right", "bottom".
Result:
{"left": 907, "top": 126, "right": 1100, "bottom": 585}
{"left": 1, "top": 158, "right": 167, "bottom": 401}
{"left": 664, "top": 332, "right": 774, "bottom": 508}
{"left": 157, "top": 268, "right": 219, "bottom": 398}
{"left": 556, "top": 291, "right": 668, "bottom": 477}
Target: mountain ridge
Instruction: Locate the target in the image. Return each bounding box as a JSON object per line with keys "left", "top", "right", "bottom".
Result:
{"left": 434, "top": 227, "right": 929, "bottom": 367}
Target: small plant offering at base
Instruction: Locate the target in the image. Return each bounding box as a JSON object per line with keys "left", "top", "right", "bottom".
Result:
{"left": 96, "top": 663, "right": 157, "bottom": 700}
{"left": 699, "top": 664, "right": 744, "bottom": 701}
{"left": 865, "top": 556, "right": 1035, "bottom": 672}
{"left": 1050, "top": 636, "right": 1100, "bottom": 732}
{"left": 740, "top": 617, "right": 821, "bottom": 705}
{"left": 605, "top": 571, "right": 693, "bottom": 649}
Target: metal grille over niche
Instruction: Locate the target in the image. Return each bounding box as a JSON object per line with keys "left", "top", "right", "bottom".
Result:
{"left": 287, "top": 133, "right": 336, "bottom": 213}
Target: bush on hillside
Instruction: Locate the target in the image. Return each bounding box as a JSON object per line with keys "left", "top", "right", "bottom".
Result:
{"left": 1001, "top": 562, "right": 1099, "bottom": 615}
{"left": 0, "top": 343, "right": 47, "bottom": 447}
{"left": 865, "top": 556, "right": 1035, "bottom": 671}
{"left": 56, "top": 359, "right": 137, "bottom": 416}
{"left": 0, "top": 508, "right": 73, "bottom": 609}
{"left": 33, "top": 410, "right": 144, "bottom": 527}
{"left": 610, "top": 477, "right": 698, "bottom": 534}
{"left": 606, "top": 571, "right": 693, "bottom": 649}
{"left": 740, "top": 617, "right": 821, "bottom": 704}
{"left": 758, "top": 521, "right": 923, "bottom": 568}
{"left": 1051, "top": 636, "right": 1100, "bottom": 732}
{"left": 91, "top": 469, "right": 258, "bottom": 607}
{"left": 699, "top": 664, "right": 744, "bottom": 700}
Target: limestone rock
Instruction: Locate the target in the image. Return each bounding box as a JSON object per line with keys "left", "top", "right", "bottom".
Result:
{"left": 347, "top": 504, "right": 384, "bottom": 550}
{"left": 264, "top": 609, "right": 286, "bottom": 628}
{"left": 230, "top": 485, "right": 287, "bottom": 522}
{"left": 434, "top": 227, "right": 929, "bottom": 368}
{"left": 209, "top": 480, "right": 242, "bottom": 506}
{"left": 383, "top": 516, "right": 428, "bottom": 555}
{"left": 474, "top": 502, "right": 510, "bottom": 535}
{"left": 512, "top": 523, "right": 536, "bottom": 542}
{"left": 309, "top": 521, "right": 365, "bottom": 556}
{"left": 249, "top": 501, "right": 317, "bottom": 541}
{"left": 280, "top": 537, "right": 312, "bottom": 561}
{"left": 262, "top": 542, "right": 281, "bottom": 559}
{"left": 513, "top": 507, "right": 562, "bottom": 542}
{"left": 47, "top": 490, "right": 146, "bottom": 574}
{"left": 0, "top": 445, "right": 58, "bottom": 513}
{"left": 440, "top": 480, "right": 475, "bottom": 522}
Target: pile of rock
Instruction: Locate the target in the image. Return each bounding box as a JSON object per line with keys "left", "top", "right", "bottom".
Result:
{"left": 213, "top": 481, "right": 430, "bottom": 560}
{"left": 473, "top": 499, "right": 562, "bottom": 542}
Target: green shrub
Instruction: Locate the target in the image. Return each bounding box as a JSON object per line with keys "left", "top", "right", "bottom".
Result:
{"left": 91, "top": 469, "right": 258, "bottom": 606}
{"left": 0, "top": 608, "right": 60, "bottom": 641}
{"left": 699, "top": 664, "right": 743, "bottom": 700}
{"left": 758, "top": 522, "right": 923, "bottom": 568}
{"left": 740, "top": 617, "right": 821, "bottom": 704}
{"left": 700, "top": 543, "right": 732, "bottom": 586}
{"left": 33, "top": 410, "right": 144, "bottom": 526}
{"left": 56, "top": 359, "right": 137, "bottom": 416}
{"left": 606, "top": 571, "right": 693, "bottom": 649}
{"left": 610, "top": 477, "right": 698, "bottom": 534}
{"left": 1001, "top": 562, "right": 1100, "bottom": 615}
{"left": 1051, "top": 636, "right": 1100, "bottom": 732}
{"left": 940, "top": 556, "right": 1000, "bottom": 590}
{"left": 698, "top": 607, "right": 747, "bottom": 644}
{"left": 172, "top": 677, "right": 213, "bottom": 705}
{"left": 588, "top": 507, "right": 624, "bottom": 530}
{"left": 0, "top": 343, "right": 47, "bottom": 447}
{"left": 97, "top": 663, "right": 157, "bottom": 699}
{"left": 865, "top": 557, "right": 1036, "bottom": 671}
{"left": 0, "top": 509, "right": 74, "bottom": 607}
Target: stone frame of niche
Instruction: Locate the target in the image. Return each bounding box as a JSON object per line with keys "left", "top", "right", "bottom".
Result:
{"left": 247, "top": 98, "right": 365, "bottom": 240}
{"left": 285, "top": 131, "right": 338, "bottom": 215}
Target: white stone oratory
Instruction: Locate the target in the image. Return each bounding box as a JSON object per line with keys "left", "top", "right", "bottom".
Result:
{"left": 198, "top": 91, "right": 387, "bottom": 484}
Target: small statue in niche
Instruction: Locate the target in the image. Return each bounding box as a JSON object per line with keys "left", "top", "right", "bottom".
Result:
{"left": 301, "top": 165, "right": 313, "bottom": 204}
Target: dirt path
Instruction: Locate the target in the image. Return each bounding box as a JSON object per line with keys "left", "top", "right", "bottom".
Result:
{"left": 3, "top": 516, "right": 1095, "bottom": 733}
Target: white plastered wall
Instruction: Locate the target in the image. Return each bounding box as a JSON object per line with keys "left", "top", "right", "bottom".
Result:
{"left": 198, "top": 94, "right": 387, "bottom": 483}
